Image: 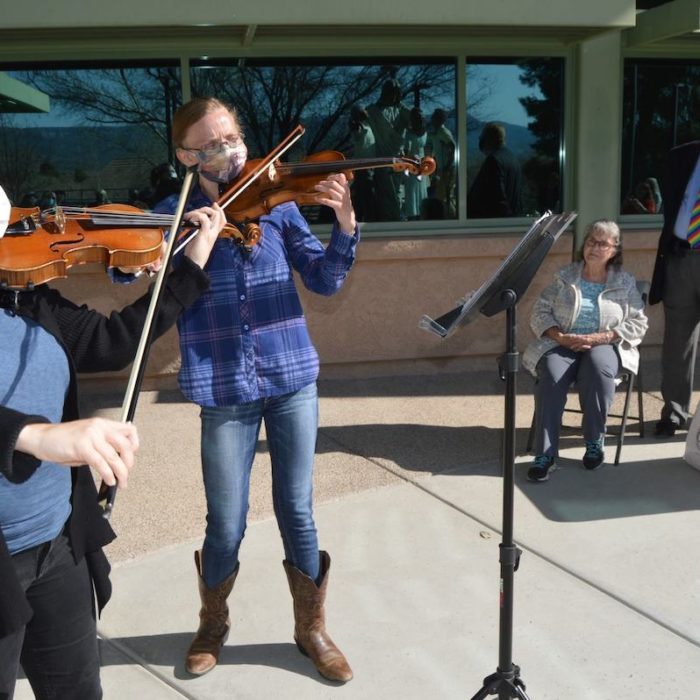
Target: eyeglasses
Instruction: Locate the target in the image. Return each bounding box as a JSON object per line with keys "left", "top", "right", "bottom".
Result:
{"left": 180, "top": 136, "right": 244, "bottom": 161}
{"left": 584, "top": 239, "right": 616, "bottom": 250}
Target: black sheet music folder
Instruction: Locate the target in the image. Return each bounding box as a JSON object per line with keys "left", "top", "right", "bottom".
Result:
{"left": 419, "top": 211, "right": 577, "bottom": 339}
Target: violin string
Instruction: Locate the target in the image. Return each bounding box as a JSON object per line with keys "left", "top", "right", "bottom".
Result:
{"left": 55, "top": 206, "right": 174, "bottom": 221}
{"left": 43, "top": 207, "right": 176, "bottom": 226}
{"left": 88, "top": 216, "right": 175, "bottom": 226}
{"left": 278, "top": 156, "right": 421, "bottom": 176}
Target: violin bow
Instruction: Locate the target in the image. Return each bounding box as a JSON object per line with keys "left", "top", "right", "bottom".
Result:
{"left": 98, "top": 165, "right": 199, "bottom": 519}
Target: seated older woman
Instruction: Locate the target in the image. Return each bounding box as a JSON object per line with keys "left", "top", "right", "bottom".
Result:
{"left": 522, "top": 219, "right": 648, "bottom": 482}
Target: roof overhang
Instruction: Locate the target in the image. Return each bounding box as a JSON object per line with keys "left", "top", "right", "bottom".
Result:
{"left": 2, "top": 0, "right": 636, "bottom": 31}
{"left": 625, "top": 0, "right": 700, "bottom": 47}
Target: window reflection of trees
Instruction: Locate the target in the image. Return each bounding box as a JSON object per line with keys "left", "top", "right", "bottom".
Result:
{"left": 0, "top": 114, "right": 41, "bottom": 203}
{"left": 191, "top": 60, "right": 457, "bottom": 223}
{"left": 0, "top": 57, "right": 566, "bottom": 222}
{"left": 23, "top": 66, "right": 181, "bottom": 157}
{"left": 519, "top": 59, "right": 564, "bottom": 216}
{"left": 0, "top": 65, "right": 180, "bottom": 207}
{"left": 466, "top": 58, "right": 563, "bottom": 218}
{"left": 191, "top": 61, "right": 455, "bottom": 157}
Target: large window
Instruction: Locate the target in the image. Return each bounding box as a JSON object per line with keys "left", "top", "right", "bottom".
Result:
{"left": 191, "top": 59, "right": 457, "bottom": 223}
{"left": 621, "top": 58, "right": 700, "bottom": 216}
{"left": 0, "top": 62, "right": 181, "bottom": 209}
{"left": 0, "top": 54, "right": 568, "bottom": 227}
{"left": 466, "top": 58, "right": 564, "bottom": 219}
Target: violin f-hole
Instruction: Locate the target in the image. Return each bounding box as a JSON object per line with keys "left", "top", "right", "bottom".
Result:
{"left": 50, "top": 233, "right": 85, "bottom": 253}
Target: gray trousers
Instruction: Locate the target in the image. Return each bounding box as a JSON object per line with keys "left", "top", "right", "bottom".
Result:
{"left": 534, "top": 344, "right": 620, "bottom": 457}
{"left": 661, "top": 253, "right": 700, "bottom": 426}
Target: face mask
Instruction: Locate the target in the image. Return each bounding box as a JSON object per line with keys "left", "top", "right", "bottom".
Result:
{"left": 198, "top": 142, "right": 248, "bottom": 184}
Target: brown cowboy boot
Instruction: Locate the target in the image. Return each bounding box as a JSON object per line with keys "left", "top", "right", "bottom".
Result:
{"left": 185, "top": 550, "right": 239, "bottom": 675}
{"left": 283, "top": 551, "right": 353, "bottom": 683}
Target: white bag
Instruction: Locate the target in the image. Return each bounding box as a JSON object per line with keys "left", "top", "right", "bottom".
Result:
{"left": 683, "top": 404, "right": 700, "bottom": 471}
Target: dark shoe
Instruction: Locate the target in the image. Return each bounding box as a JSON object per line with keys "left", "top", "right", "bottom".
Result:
{"left": 583, "top": 438, "right": 605, "bottom": 470}
{"left": 527, "top": 455, "right": 556, "bottom": 482}
{"left": 654, "top": 419, "right": 677, "bottom": 438}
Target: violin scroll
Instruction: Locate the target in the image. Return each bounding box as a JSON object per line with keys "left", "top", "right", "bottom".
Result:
{"left": 393, "top": 156, "right": 436, "bottom": 177}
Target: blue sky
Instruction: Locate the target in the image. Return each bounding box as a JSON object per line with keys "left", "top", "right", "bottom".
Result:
{"left": 471, "top": 64, "right": 542, "bottom": 127}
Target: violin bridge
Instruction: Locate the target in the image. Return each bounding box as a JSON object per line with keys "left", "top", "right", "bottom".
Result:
{"left": 38, "top": 206, "right": 66, "bottom": 234}
{"left": 53, "top": 206, "right": 67, "bottom": 234}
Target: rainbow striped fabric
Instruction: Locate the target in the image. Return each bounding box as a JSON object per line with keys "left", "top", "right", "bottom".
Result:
{"left": 688, "top": 191, "right": 700, "bottom": 247}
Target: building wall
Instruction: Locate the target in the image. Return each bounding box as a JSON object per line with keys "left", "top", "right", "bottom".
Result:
{"left": 56, "top": 223, "right": 662, "bottom": 388}
{"left": 0, "top": 1, "right": 677, "bottom": 386}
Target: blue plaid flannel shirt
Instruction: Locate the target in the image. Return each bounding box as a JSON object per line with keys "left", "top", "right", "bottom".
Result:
{"left": 153, "top": 188, "right": 359, "bottom": 406}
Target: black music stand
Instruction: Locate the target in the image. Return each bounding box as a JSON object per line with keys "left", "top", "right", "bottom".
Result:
{"left": 420, "top": 211, "right": 577, "bottom": 700}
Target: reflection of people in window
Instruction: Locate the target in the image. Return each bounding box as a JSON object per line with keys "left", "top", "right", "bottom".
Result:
{"left": 150, "top": 162, "right": 182, "bottom": 207}
{"left": 91, "top": 189, "right": 110, "bottom": 206}
{"left": 365, "top": 79, "right": 411, "bottom": 221}
{"left": 39, "top": 191, "right": 57, "bottom": 209}
{"left": 403, "top": 108, "right": 429, "bottom": 221}
{"left": 348, "top": 105, "right": 376, "bottom": 222}
{"left": 621, "top": 178, "right": 661, "bottom": 214}
{"left": 467, "top": 122, "right": 522, "bottom": 218}
{"left": 425, "top": 109, "right": 456, "bottom": 217}
{"left": 20, "top": 192, "right": 39, "bottom": 208}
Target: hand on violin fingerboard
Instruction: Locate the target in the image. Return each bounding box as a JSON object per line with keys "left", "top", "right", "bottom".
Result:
{"left": 314, "top": 174, "right": 357, "bottom": 236}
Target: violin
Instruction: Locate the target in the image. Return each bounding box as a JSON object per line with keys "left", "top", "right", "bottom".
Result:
{"left": 0, "top": 204, "right": 165, "bottom": 289}
{"left": 219, "top": 150, "right": 436, "bottom": 224}
{"left": 0, "top": 203, "right": 242, "bottom": 290}
{"left": 214, "top": 124, "right": 436, "bottom": 245}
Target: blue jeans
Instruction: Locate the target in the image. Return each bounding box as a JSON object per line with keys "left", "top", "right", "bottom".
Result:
{"left": 200, "top": 383, "right": 320, "bottom": 588}
{"left": 0, "top": 530, "right": 101, "bottom": 700}
{"left": 534, "top": 344, "right": 620, "bottom": 457}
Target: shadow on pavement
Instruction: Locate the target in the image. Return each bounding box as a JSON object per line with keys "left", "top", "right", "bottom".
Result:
{"left": 98, "top": 635, "right": 329, "bottom": 683}
{"left": 515, "top": 451, "right": 700, "bottom": 522}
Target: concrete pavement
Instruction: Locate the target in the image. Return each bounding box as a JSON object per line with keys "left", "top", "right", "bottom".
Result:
{"left": 14, "top": 364, "right": 700, "bottom": 699}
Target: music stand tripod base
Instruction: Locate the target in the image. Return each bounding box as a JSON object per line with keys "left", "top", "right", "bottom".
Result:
{"left": 471, "top": 665, "right": 531, "bottom": 700}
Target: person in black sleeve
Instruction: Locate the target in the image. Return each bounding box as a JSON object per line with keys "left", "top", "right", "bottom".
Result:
{"left": 0, "top": 183, "right": 224, "bottom": 700}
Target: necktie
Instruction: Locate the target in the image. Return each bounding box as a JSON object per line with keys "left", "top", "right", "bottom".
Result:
{"left": 687, "top": 189, "right": 700, "bottom": 248}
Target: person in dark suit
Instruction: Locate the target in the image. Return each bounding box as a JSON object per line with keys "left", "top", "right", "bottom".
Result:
{"left": 467, "top": 122, "right": 522, "bottom": 218}
{"left": 649, "top": 140, "right": 700, "bottom": 437}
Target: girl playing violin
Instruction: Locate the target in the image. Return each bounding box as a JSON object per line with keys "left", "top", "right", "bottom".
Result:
{"left": 152, "top": 96, "right": 357, "bottom": 682}
{"left": 0, "top": 183, "right": 225, "bottom": 700}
